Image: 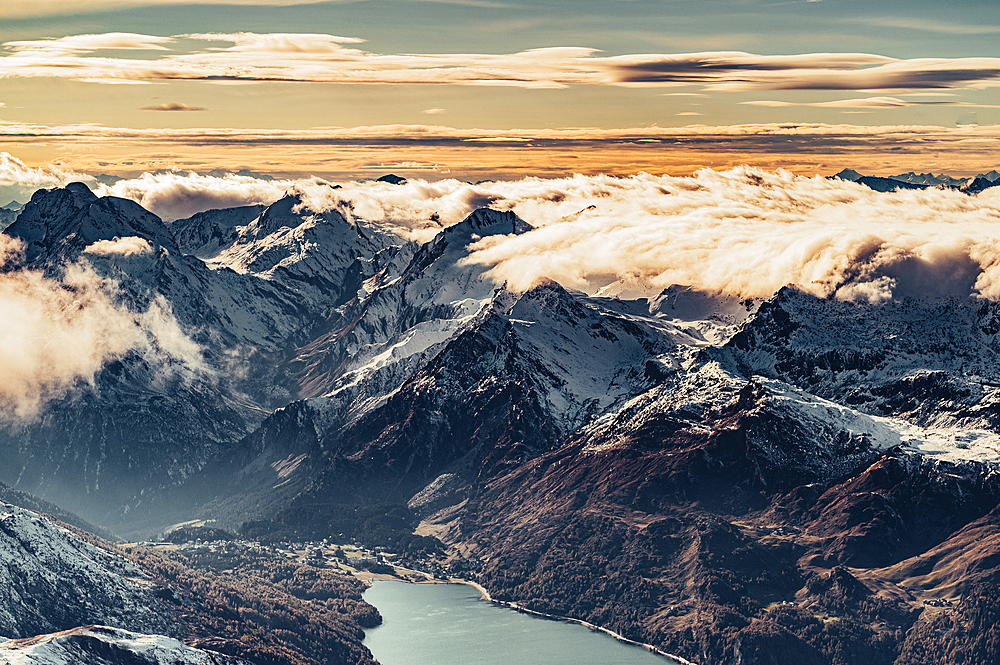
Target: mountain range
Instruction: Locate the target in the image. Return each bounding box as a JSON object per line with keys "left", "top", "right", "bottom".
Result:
{"left": 1, "top": 179, "right": 1000, "bottom": 665}
{"left": 833, "top": 168, "right": 1000, "bottom": 194}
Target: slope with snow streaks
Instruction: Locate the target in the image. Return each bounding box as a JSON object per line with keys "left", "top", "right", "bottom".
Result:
{"left": 268, "top": 280, "right": 698, "bottom": 509}
{"left": 205, "top": 193, "right": 402, "bottom": 312}
{"left": 293, "top": 208, "right": 533, "bottom": 406}
{"left": 169, "top": 204, "right": 267, "bottom": 260}
{"left": 0, "top": 502, "right": 172, "bottom": 640}
{"left": 0, "top": 626, "right": 247, "bottom": 665}
{"left": 721, "top": 287, "right": 1000, "bottom": 432}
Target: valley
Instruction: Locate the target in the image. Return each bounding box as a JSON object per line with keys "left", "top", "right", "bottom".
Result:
{"left": 2, "top": 173, "right": 1000, "bottom": 664}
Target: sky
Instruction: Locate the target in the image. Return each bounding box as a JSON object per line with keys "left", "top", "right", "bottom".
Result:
{"left": 0, "top": 0, "right": 999, "bottom": 183}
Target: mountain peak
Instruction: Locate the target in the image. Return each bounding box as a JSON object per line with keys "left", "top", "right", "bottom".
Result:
{"left": 452, "top": 208, "right": 533, "bottom": 236}
{"left": 8, "top": 183, "right": 174, "bottom": 263}
{"left": 834, "top": 168, "right": 864, "bottom": 181}
{"left": 376, "top": 174, "right": 407, "bottom": 185}
{"left": 64, "top": 181, "right": 98, "bottom": 203}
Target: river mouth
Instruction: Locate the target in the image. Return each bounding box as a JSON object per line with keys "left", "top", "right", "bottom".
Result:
{"left": 363, "top": 580, "right": 680, "bottom": 665}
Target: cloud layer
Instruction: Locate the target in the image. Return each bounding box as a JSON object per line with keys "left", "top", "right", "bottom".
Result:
{"left": 269, "top": 168, "right": 1000, "bottom": 304}
{"left": 75, "top": 167, "right": 1000, "bottom": 306}
{"left": 0, "top": 152, "right": 91, "bottom": 201}
{"left": 1, "top": 32, "right": 999, "bottom": 91}
{"left": 96, "top": 171, "right": 294, "bottom": 220}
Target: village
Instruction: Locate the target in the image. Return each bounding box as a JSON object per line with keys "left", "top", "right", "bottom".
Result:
{"left": 133, "top": 534, "right": 476, "bottom": 585}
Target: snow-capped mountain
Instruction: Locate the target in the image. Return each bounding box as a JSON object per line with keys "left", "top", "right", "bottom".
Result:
{"left": 293, "top": 208, "right": 533, "bottom": 405}
{"left": 9, "top": 183, "right": 176, "bottom": 263}
{"left": 720, "top": 287, "right": 1000, "bottom": 434}
{"left": 6, "top": 179, "right": 1000, "bottom": 665}
{"left": 203, "top": 266, "right": 712, "bottom": 520}
{"left": 0, "top": 183, "right": 407, "bottom": 529}
{"left": 0, "top": 501, "right": 174, "bottom": 639}
{"left": 888, "top": 172, "right": 968, "bottom": 188}
{"left": 0, "top": 626, "right": 249, "bottom": 665}
{"left": 833, "top": 168, "right": 1000, "bottom": 194}
{"left": 202, "top": 191, "right": 403, "bottom": 312}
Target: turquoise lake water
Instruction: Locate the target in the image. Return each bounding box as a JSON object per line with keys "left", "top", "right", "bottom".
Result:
{"left": 362, "top": 580, "right": 680, "bottom": 665}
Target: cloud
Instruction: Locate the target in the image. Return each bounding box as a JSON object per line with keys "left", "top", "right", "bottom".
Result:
{"left": 2, "top": 32, "right": 999, "bottom": 91}
{"left": 442, "top": 169, "right": 1000, "bottom": 302}
{"left": 603, "top": 52, "right": 1000, "bottom": 91}
{"left": 3, "top": 120, "right": 998, "bottom": 185}
{"left": 0, "top": 152, "right": 92, "bottom": 202}
{"left": 2, "top": 1, "right": 340, "bottom": 19}
{"left": 0, "top": 32, "right": 595, "bottom": 89}
{"left": 4, "top": 120, "right": 1000, "bottom": 153}
{"left": 0, "top": 238, "right": 205, "bottom": 419}
{"left": 741, "top": 96, "right": 1000, "bottom": 109}
{"left": 3, "top": 102, "right": 1000, "bottom": 186}
{"left": 245, "top": 167, "right": 1000, "bottom": 302}
{"left": 141, "top": 103, "right": 206, "bottom": 111}
{"left": 422, "top": 108, "right": 446, "bottom": 115}
{"left": 95, "top": 171, "right": 295, "bottom": 220}
{"left": 83, "top": 236, "right": 154, "bottom": 257}
{"left": 1, "top": 0, "right": 512, "bottom": 18}
{"left": 870, "top": 18, "right": 1000, "bottom": 36}
{"left": 3, "top": 33, "right": 175, "bottom": 54}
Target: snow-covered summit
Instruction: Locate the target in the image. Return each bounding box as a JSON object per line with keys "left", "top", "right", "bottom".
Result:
{"left": 203, "top": 192, "right": 404, "bottom": 311}
{"left": 293, "top": 208, "right": 534, "bottom": 402}
{"left": 7, "top": 184, "right": 177, "bottom": 263}
{"left": 0, "top": 626, "right": 248, "bottom": 665}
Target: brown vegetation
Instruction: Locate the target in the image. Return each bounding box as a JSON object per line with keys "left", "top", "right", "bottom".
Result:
{"left": 125, "top": 547, "right": 380, "bottom": 665}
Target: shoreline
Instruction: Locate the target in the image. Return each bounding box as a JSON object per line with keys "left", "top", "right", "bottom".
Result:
{"left": 367, "top": 573, "right": 697, "bottom": 665}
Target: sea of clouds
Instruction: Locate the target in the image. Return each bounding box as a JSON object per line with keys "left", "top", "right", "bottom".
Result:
{"left": 100, "top": 165, "right": 1000, "bottom": 303}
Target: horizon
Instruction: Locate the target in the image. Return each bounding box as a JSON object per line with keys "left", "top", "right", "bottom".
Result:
{"left": 0, "top": 0, "right": 998, "bottom": 181}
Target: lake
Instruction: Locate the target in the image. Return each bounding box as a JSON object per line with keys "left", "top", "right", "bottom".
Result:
{"left": 363, "top": 580, "right": 681, "bottom": 665}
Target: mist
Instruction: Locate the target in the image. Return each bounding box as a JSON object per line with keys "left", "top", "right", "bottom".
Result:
{"left": 96, "top": 171, "right": 295, "bottom": 221}
{"left": 0, "top": 235, "right": 206, "bottom": 420}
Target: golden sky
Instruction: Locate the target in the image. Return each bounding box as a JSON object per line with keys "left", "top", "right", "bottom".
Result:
{"left": 1, "top": 0, "right": 999, "bottom": 182}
